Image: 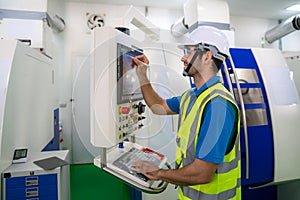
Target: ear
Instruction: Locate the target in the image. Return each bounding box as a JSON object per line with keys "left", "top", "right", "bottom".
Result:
{"left": 204, "top": 51, "right": 213, "bottom": 61}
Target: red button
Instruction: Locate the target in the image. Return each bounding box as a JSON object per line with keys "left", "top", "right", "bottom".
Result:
{"left": 121, "top": 107, "right": 130, "bottom": 114}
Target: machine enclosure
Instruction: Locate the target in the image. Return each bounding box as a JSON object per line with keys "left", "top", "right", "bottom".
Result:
{"left": 226, "top": 48, "right": 300, "bottom": 186}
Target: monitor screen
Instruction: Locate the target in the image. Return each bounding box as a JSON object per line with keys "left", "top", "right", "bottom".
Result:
{"left": 117, "top": 44, "right": 143, "bottom": 104}
{"left": 13, "top": 148, "right": 28, "bottom": 159}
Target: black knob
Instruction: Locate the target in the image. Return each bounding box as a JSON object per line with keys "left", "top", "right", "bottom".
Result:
{"left": 137, "top": 102, "right": 146, "bottom": 114}
{"left": 138, "top": 116, "right": 146, "bottom": 121}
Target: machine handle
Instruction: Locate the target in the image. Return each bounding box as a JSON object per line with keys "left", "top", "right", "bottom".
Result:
{"left": 103, "top": 162, "right": 170, "bottom": 194}
{"left": 228, "top": 56, "right": 249, "bottom": 179}
{"left": 149, "top": 162, "right": 171, "bottom": 191}
{"left": 222, "top": 62, "right": 234, "bottom": 95}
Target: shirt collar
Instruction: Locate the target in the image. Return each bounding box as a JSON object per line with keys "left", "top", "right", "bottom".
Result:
{"left": 193, "top": 76, "right": 220, "bottom": 97}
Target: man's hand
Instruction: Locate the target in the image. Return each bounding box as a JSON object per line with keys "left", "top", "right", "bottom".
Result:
{"left": 132, "top": 159, "right": 219, "bottom": 185}
{"left": 131, "top": 54, "right": 149, "bottom": 67}
{"left": 131, "top": 54, "right": 149, "bottom": 80}
{"left": 131, "top": 160, "right": 159, "bottom": 173}
{"left": 131, "top": 160, "right": 161, "bottom": 180}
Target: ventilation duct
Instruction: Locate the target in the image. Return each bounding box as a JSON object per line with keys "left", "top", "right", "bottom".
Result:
{"left": 170, "top": 16, "right": 189, "bottom": 37}
{"left": 265, "top": 15, "right": 300, "bottom": 43}
{"left": 45, "top": 14, "right": 65, "bottom": 33}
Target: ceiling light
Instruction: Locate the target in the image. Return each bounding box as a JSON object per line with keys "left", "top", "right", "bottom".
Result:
{"left": 286, "top": 4, "right": 300, "bottom": 11}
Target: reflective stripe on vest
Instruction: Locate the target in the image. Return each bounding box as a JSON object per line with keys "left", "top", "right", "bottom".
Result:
{"left": 176, "top": 82, "right": 241, "bottom": 200}
{"left": 180, "top": 178, "right": 241, "bottom": 200}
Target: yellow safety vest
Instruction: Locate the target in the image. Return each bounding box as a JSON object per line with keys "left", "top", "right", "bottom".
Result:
{"left": 176, "top": 82, "right": 241, "bottom": 200}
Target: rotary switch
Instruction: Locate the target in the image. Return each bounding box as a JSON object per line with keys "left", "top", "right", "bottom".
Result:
{"left": 137, "top": 102, "right": 146, "bottom": 114}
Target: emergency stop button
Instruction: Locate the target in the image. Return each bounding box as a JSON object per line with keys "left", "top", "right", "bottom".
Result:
{"left": 119, "top": 106, "right": 130, "bottom": 114}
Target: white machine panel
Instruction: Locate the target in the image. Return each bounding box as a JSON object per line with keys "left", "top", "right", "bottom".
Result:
{"left": 252, "top": 48, "right": 300, "bottom": 183}
{"left": 0, "top": 40, "right": 57, "bottom": 173}
{"left": 90, "top": 27, "right": 146, "bottom": 148}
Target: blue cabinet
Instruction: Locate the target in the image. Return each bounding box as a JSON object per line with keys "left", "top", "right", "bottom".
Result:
{"left": 2, "top": 151, "right": 69, "bottom": 200}
{"left": 4, "top": 173, "right": 58, "bottom": 200}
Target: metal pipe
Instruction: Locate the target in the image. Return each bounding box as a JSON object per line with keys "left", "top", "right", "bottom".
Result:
{"left": 228, "top": 56, "right": 249, "bottom": 179}
{"left": 265, "top": 15, "right": 300, "bottom": 43}
{"left": 45, "top": 13, "right": 65, "bottom": 32}
{"left": 222, "top": 62, "right": 234, "bottom": 95}
{"left": 100, "top": 147, "right": 107, "bottom": 168}
{"left": 170, "top": 16, "right": 189, "bottom": 37}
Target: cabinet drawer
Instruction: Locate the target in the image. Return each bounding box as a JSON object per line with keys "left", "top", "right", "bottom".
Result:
{"left": 6, "top": 174, "right": 57, "bottom": 188}
{"left": 6, "top": 185, "right": 58, "bottom": 199}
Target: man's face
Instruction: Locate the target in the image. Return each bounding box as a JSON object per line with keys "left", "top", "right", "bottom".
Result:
{"left": 181, "top": 45, "right": 203, "bottom": 76}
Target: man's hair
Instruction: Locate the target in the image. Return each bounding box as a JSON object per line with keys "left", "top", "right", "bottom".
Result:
{"left": 212, "top": 58, "right": 224, "bottom": 72}
{"left": 195, "top": 45, "right": 224, "bottom": 72}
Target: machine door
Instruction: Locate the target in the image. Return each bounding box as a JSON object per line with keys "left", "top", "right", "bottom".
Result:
{"left": 222, "top": 48, "right": 274, "bottom": 186}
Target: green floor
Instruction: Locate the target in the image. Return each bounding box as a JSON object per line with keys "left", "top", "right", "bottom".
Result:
{"left": 70, "top": 164, "right": 133, "bottom": 200}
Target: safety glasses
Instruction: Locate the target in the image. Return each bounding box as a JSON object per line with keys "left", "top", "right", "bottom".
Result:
{"left": 183, "top": 47, "right": 198, "bottom": 57}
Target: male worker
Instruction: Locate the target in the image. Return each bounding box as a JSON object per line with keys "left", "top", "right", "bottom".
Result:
{"left": 131, "top": 26, "right": 241, "bottom": 200}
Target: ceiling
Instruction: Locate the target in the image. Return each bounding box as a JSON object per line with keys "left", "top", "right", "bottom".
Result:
{"left": 68, "top": 0, "right": 300, "bottom": 20}
{"left": 227, "top": 0, "right": 300, "bottom": 20}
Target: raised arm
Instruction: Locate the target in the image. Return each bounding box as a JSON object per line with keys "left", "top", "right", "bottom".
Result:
{"left": 131, "top": 55, "right": 176, "bottom": 115}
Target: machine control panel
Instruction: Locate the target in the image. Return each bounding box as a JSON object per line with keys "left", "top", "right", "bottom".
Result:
{"left": 90, "top": 27, "right": 148, "bottom": 147}
{"left": 117, "top": 101, "right": 146, "bottom": 141}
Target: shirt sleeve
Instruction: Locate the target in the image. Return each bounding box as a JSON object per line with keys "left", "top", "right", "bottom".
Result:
{"left": 166, "top": 96, "right": 181, "bottom": 114}
{"left": 195, "top": 97, "right": 237, "bottom": 164}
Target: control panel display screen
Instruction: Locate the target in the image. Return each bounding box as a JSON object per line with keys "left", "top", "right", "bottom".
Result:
{"left": 117, "top": 44, "right": 143, "bottom": 104}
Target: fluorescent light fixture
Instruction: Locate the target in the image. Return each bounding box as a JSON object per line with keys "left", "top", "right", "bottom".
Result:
{"left": 286, "top": 4, "right": 300, "bottom": 11}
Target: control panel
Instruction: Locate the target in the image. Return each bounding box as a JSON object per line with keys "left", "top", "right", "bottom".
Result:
{"left": 117, "top": 102, "right": 146, "bottom": 142}
{"left": 90, "top": 27, "right": 148, "bottom": 148}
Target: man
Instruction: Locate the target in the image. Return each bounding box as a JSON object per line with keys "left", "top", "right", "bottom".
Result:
{"left": 131, "top": 26, "right": 241, "bottom": 200}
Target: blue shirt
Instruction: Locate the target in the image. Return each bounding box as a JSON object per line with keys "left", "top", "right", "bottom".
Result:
{"left": 166, "top": 76, "right": 237, "bottom": 164}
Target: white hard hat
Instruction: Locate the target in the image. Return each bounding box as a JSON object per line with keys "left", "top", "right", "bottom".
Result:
{"left": 179, "top": 26, "right": 229, "bottom": 61}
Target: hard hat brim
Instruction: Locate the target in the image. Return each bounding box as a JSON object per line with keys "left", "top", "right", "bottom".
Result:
{"left": 177, "top": 43, "right": 198, "bottom": 50}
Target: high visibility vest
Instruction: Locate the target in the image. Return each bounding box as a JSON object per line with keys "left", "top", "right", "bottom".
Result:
{"left": 176, "top": 82, "right": 241, "bottom": 200}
